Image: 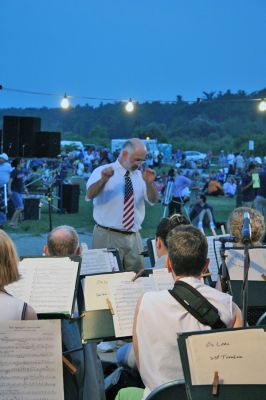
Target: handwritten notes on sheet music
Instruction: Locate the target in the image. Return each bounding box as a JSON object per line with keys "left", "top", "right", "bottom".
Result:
{"left": 6, "top": 258, "right": 79, "bottom": 315}
{"left": 186, "top": 329, "right": 266, "bottom": 385}
{"left": 226, "top": 248, "right": 266, "bottom": 280}
{"left": 80, "top": 244, "right": 119, "bottom": 275}
{"left": 0, "top": 320, "right": 64, "bottom": 399}
{"left": 84, "top": 272, "right": 135, "bottom": 311}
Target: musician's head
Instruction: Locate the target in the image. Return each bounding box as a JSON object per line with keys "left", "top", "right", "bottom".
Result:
{"left": 119, "top": 138, "right": 147, "bottom": 171}
{"left": 166, "top": 225, "right": 208, "bottom": 277}
{"left": 0, "top": 229, "right": 20, "bottom": 288}
{"left": 156, "top": 214, "right": 190, "bottom": 252}
{"left": 44, "top": 225, "right": 81, "bottom": 256}
{"left": 227, "top": 207, "right": 265, "bottom": 246}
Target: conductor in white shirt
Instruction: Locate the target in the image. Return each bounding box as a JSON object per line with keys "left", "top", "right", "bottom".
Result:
{"left": 86, "top": 138, "right": 158, "bottom": 272}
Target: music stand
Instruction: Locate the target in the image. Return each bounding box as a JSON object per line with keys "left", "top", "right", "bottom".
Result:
{"left": 178, "top": 326, "right": 266, "bottom": 399}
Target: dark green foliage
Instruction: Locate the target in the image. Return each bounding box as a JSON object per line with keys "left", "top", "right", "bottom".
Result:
{"left": 1, "top": 88, "right": 266, "bottom": 153}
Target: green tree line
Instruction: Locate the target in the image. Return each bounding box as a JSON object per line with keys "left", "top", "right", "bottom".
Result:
{"left": 1, "top": 88, "right": 266, "bottom": 154}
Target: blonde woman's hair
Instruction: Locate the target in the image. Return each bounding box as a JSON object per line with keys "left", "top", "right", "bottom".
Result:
{"left": 227, "top": 207, "right": 265, "bottom": 245}
{"left": 0, "top": 229, "right": 20, "bottom": 288}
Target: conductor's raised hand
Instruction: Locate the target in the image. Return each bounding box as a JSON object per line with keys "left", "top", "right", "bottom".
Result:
{"left": 101, "top": 166, "right": 114, "bottom": 182}
{"left": 142, "top": 168, "right": 156, "bottom": 183}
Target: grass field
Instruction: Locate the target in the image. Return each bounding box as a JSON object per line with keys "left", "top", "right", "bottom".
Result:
{"left": 4, "top": 184, "right": 237, "bottom": 238}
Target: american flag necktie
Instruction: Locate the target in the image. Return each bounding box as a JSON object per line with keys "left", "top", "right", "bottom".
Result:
{"left": 122, "top": 170, "right": 134, "bottom": 231}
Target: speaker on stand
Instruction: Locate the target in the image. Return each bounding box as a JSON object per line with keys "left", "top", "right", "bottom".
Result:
{"left": 36, "top": 131, "right": 61, "bottom": 158}
{"left": 60, "top": 184, "right": 80, "bottom": 213}
{"left": 3, "top": 116, "right": 41, "bottom": 157}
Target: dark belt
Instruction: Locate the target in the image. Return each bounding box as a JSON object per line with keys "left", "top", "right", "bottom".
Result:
{"left": 96, "top": 223, "right": 135, "bottom": 235}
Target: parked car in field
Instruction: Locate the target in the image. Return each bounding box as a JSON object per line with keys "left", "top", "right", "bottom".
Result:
{"left": 183, "top": 150, "right": 207, "bottom": 162}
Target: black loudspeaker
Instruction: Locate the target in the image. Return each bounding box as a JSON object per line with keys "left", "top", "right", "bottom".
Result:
{"left": 61, "top": 184, "right": 80, "bottom": 213}
{"left": 3, "top": 116, "right": 41, "bottom": 157}
{"left": 36, "top": 131, "right": 61, "bottom": 158}
{"left": 19, "top": 117, "right": 41, "bottom": 157}
{"left": 24, "top": 197, "right": 41, "bottom": 220}
{"left": 3, "top": 116, "right": 21, "bottom": 157}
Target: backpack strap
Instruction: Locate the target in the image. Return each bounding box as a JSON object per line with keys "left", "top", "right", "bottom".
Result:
{"left": 21, "top": 302, "right": 28, "bottom": 320}
{"left": 169, "top": 280, "right": 226, "bottom": 329}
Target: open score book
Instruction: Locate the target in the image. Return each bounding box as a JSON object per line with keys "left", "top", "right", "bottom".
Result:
{"left": 6, "top": 257, "right": 80, "bottom": 316}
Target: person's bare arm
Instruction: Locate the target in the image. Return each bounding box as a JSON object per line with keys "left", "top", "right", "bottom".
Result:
{"left": 25, "top": 304, "right": 38, "bottom": 320}
{"left": 142, "top": 168, "right": 158, "bottom": 203}
{"left": 86, "top": 167, "right": 114, "bottom": 200}
{"left": 232, "top": 302, "right": 243, "bottom": 328}
{"left": 132, "top": 295, "right": 143, "bottom": 371}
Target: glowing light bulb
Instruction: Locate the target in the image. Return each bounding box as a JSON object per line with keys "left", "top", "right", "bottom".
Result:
{"left": 125, "top": 99, "right": 134, "bottom": 112}
{"left": 258, "top": 99, "right": 266, "bottom": 112}
{"left": 61, "top": 94, "right": 70, "bottom": 109}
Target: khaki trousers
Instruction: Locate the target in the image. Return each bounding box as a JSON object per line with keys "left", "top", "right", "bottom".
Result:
{"left": 92, "top": 225, "right": 144, "bottom": 272}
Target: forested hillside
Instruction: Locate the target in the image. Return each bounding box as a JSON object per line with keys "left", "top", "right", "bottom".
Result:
{"left": 1, "top": 88, "right": 266, "bottom": 154}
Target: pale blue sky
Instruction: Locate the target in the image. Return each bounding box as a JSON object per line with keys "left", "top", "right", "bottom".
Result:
{"left": 1, "top": 0, "right": 266, "bottom": 108}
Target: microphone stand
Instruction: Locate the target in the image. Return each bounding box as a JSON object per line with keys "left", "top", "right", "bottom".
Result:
{"left": 46, "top": 186, "right": 53, "bottom": 232}
{"left": 242, "top": 241, "right": 251, "bottom": 327}
{"left": 220, "top": 242, "right": 232, "bottom": 294}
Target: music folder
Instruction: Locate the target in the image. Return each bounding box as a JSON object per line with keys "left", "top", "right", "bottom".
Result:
{"left": 81, "top": 268, "right": 174, "bottom": 342}
{"left": 177, "top": 326, "right": 266, "bottom": 399}
{"left": 6, "top": 256, "right": 81, "bottom": 318}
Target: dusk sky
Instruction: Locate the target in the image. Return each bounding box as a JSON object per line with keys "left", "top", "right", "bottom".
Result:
{"left": 1, "top": 0, "right": 266, "bottom": 108}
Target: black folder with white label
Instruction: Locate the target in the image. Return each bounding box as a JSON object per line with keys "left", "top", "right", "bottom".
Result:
{"left": 178, "top": 326, "right": 266, "bottom": 399}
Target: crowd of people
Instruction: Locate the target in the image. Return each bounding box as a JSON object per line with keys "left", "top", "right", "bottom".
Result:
{"left": 1, "top": 139, "right": 266, "bottom": 399}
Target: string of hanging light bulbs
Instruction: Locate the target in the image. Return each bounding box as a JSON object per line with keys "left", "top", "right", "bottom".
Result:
{"left": 1, "top": 84, "right": 266, "bottom": 113}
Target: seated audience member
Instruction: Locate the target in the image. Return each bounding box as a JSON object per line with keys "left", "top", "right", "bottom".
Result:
{"left": 207, "top": 177, "right": 224, "bottom": 196}
{"left": 116, "top": 226, "right": 242, "bottom": 400}
{"left": 44, "top": 225, "right": 105, "bottom": 400}
{"left": 0, "top": 229, "right": 37, "bottom": 320}
{"left": 223, "top": 176, "right": 237, "bottom": 197}
{"left": 189, "top": 194, "right": 216, "bottom": 229}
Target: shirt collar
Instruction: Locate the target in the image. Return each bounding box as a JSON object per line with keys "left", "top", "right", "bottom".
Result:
{"left": 115, "top": 159, "right": 137, "bottom": 176}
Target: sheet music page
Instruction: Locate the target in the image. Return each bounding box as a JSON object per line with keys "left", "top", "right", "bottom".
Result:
{"left": 5, "top": 261, "right": 35, "bottom": 302}
{"left": 186, "top": 328, "right": 266, "bottom": 385}
{"left": 80, "top": 246, "right": 116, "bottom": 275}
{"left": 0, "top": 320, "right": 64, "bottom": 399}
{"left": 107, "top": 252, "right": 119, "bottom": 272}
{"left": 108, "top": 280, "right": 145, "bottom": 337}
{"left": 152, "top": 268, "right": 175, "bottom": 290}
{"left": 84, "top": 272, "right": 135, "bottom": 311}
{"left": 6, "top": 258, "right": 79, "bottom": 315}
{"left": 137, "top": 276, "right": 156, "bottom": 292}
{"left": 206, "top": 235, "right": 233, "bottom": 282}
{"left": 226, "top": 248, "right": 266, "bottom": 280}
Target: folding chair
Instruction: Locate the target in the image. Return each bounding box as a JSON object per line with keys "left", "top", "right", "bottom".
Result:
{"left": 145, "top": 380, "right": 187, "bottom": 400}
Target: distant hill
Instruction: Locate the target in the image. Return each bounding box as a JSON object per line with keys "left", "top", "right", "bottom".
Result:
{"left": 1, "top": 88, "right": 266, "bottom": 154}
